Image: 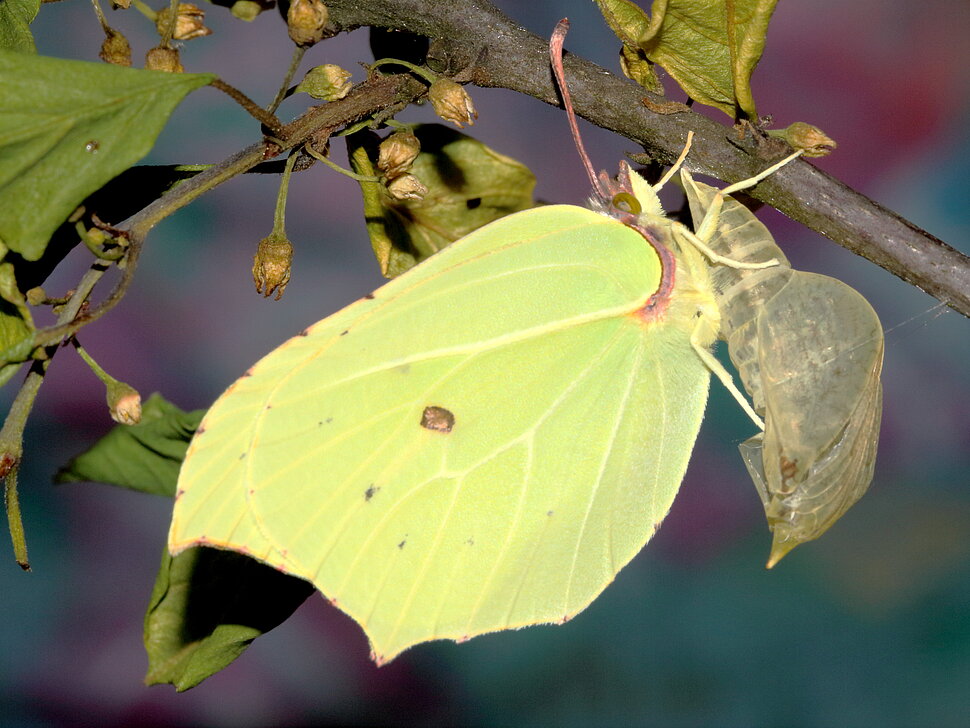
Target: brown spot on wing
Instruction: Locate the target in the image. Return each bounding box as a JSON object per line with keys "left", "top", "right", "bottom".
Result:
{"left": 420, "top": 406, "right": 455, "bottom": 433}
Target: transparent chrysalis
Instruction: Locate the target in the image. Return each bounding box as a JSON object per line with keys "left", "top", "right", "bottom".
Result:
{"left": 682, "top": 172, "right": 884, "bottom": 566}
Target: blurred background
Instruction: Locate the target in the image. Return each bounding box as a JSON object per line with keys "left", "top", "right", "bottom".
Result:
{"left": 3, "top": 0, "right": 969, "bottom": 725}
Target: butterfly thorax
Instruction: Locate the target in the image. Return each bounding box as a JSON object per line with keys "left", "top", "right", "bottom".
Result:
{"left": 587, "top": 163, "right": 720, "bottom": 343}
{"left": 664, "top": 222, "right": 720, "bottom": 348}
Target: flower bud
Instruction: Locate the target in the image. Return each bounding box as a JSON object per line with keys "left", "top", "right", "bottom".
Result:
{"left": 112, "top": 0, "right": 131, "bottom": 8}
{"left": 106, "top": 380, "right": 142, "bottom": 425}
{"left": 25, "top": 287, "right": 46, "bottom": 306}
{"left": 386, "top": 174, "right": 428, "bottom": 201}
{"left": 231, "top": 0, "right": 263, "bottom": 21}
{"left": 145, "top": 46, "right": 184, "bottom": 73}
{"left": 767, "top": 122, "right": 837, "bottom": 158}
{"left": 377, "top": 130, "right": 420, "bottom": 180}
{"left": 287, "top": 0, "right": 328, "bottom": 47}
{"left": 85, "top": 228, "right": 109, "bottom": 247}
{"left": 156, "top": 3, "right": 212, "bottom": 41}
{"left": 99, "top": 27, "right": 132, "bottom": 66}
{"left": 253, "top": 234, "right": 294, "bottom": 300}
{"left": 429, "top": 78, "right": 477, "bottom": 128}
{"left": 295, "top": 64, "right": 353, "bottom": 101}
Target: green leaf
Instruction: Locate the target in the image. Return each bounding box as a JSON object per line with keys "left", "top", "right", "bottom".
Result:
{"left": 596, "top": 0, "right": 664, "bottom": 93}
{"left": 619, "top": 43, "right": 663, "bottom": 94}
{"left": 348, "top": 124, "right": 535, "bottom": 278}
{"left": 595, "top": 0, "right": 779, "bottom": 119}
{"left": 144, "top": 546, "right": 313, "bottom": 691}
{"left": 0, "top": 51, "right": 214, "bottom": 260}
{"left": 0, "top": 0, "right": 39, "bottom": 54}
{"left": 56, "top": 393, "right": 204, "bottom": 497}
{"left": 0, "top": 260, "right": 34, "bottom": 386}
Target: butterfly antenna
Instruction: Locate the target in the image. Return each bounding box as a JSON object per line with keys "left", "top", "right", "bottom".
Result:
{"left": 550, "top": 19, "right": 608, "bottom": 201}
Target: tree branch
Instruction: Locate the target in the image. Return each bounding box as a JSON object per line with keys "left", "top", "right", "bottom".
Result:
{"left": 325, "top": 0, "right": 970, "bottom": 317}
{"left": 31, "top": 72, "right": 428, "bottom": 346}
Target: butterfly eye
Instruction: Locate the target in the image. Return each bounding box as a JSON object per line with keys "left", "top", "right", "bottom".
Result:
{"left": 612, "top": 192, "right": 641, "bottom": 215}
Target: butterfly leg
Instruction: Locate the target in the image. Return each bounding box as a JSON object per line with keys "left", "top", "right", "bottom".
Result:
{"left": 688, "top": 314, "right": 765, "bottom": 430}
{"left": 690, "top": 148, "right": 804, "bottom": 264}
{"left": 677, "top": 224, "right": 779, "bottom": 270}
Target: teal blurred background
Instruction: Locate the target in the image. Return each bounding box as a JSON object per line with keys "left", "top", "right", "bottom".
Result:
{"left": 3, "top": 0, "right": 969, "bottom": 725}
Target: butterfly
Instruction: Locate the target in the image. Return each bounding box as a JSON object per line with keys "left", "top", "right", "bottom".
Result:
{"left": 170, "top": 19, "right": 802, "bottom": 663}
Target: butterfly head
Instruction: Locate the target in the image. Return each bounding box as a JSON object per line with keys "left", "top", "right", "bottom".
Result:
{"left": 588, "top": 161, "right": 666, "bottom": 228}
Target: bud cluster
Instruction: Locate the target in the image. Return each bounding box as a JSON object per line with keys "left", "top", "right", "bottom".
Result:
{"left": 377, "top": 131, "right": 427, "bottom": 201}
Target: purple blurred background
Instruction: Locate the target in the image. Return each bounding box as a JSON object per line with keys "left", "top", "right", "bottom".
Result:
{"left": 3, "top": 0, "right": 969, "bottom": 725}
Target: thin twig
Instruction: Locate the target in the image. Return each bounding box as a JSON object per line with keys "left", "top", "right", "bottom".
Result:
{"left": 210, "top": 78, "right": 285, "bottom": 136}
{"left": 267, "top": 46, "right": 307, "bottom": 115}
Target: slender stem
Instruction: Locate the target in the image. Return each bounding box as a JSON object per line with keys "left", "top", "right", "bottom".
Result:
{"left": 0, "top": 361, "right": 48, "bottom": 572}
{"left": 89, "top": 0, "right": 109, "bottom": 31}
{"left": 2, "top": 247, "right": 123, "bottom": 566}
{"left": 267, "top": 46, "right": 306, "bottom": 115}
{"left": 32, "top": 263, "right": 110, "bottom": 348}
{"left": 369, "top": 57, "right": 436, "bottom": 83}
{"left": 130, "top": 0, "right": 157, "bottom": 21}
{"left": 0, "top": 366, "right": 45, "bottom": 468}
{"left": 272, "top": 153, "right": 300, "bottom": 235}
{"left": 5, "top": 466, "right": 28, "bottom": 570}
{"left": 61, "top": 267, "right": 110, "bottom": 330}
{"left": 304, "top": 144, "right": 380, "bottom": 182}
{"left": 129, "top": 145, "right": 266, "bottom": 240}
{"left": 211, "top": 78, "right": 285, "bottom": 135}
{"left": 72, "top": 338, "right": 119, "bottom": 388}
{"left": 158, "top": 0, "right": 179, "bottom": 46}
